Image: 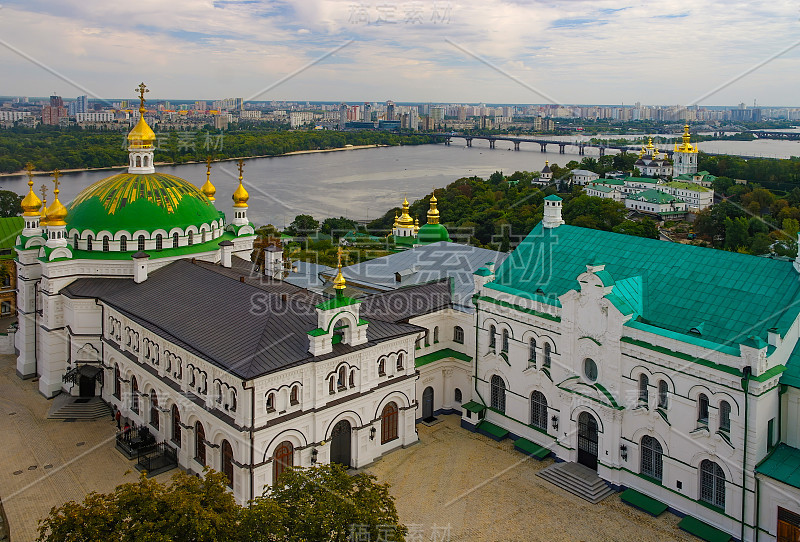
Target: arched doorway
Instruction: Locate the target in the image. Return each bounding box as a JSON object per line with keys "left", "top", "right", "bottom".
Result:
{"left": 222, "top": 440, "right": 234, "bottom": 490}
{"left": 330, "top": 420, "right": 352, "bottom": 468}
{"left": 422, "top": 386, "right": 434, "bottom": 421}
{"left": 273, "top": 441, "right": 293, "bottom": 484}
{"left": 577, "top": 412, "right": 599, "bottom": 470}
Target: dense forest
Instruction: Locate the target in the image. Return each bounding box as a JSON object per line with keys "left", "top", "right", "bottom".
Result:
{"left": 0, "top": 126, "right": 438, "bottom": 173}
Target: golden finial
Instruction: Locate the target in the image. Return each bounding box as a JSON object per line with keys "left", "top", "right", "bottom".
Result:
{"left": 427, "top": 188, "right": 440, "bottom": 225}
{"left": 232, "top": 159, "right": 249, "bottom": 207}
{"left": 333, "top": 245, "right": 347, "bottom": 294}
{"left": 45, "top": 170, "right": 67, "bottom": 226}
{"left": 135, "top": 82, "right": 149, "bottom": 113}
{"left": 201, "top": 155, "right": 216, "bottom": 201}
{"left": 21, "top": 163, "right": 42, "bottom": 216}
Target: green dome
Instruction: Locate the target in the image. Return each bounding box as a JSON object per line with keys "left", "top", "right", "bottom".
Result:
{"left": 416, "top": 223, "right": 451, "bottom": 244}
{"left": 67, "top": 172, "right": 221, "bottom": 235}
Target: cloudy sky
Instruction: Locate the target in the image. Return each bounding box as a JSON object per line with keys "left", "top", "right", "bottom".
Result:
{"left": 1, "top": 0, "right": 799, "bottom": 105}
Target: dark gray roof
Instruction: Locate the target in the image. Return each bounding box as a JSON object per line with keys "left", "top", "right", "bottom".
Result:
{"left": 63, "top": 259, "right": 421, "bottom": 380}
{"left": 321, "top": 241, "right": 508, "bottom": 312}
{"left": 360, "top": 279, "right": 453, "bottom": 323}
{"left": 284, "top": 261, "right": 334, "bottom": 293}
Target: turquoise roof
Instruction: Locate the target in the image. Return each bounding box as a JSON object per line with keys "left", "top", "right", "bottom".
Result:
{"left": 588, "top": 185, "right": 617, "bottom": 193}
{"left": 625, "top": 176, "right": 660, "bottom": 184}
{"left": 755, "top": 444, "right": 800, "bottom": 489}
{"left": 599, "top": 178, "right": 625, "bottom": 185}
{"left": 629, "top": 189, "right": 683, "bottom": 204}
{"left": 492, "top": 223, "right": 800, "bottom": 347}
{"left": 544, "top": 194, "right": 562, "bottom": 201}
{"left": 781, "top": 340, "right": 800, "bottom": 389}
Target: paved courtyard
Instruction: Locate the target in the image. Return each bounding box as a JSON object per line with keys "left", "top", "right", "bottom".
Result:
{"left": 365, "top": 415, "right": 698, "bottom": 542}
{"left": 0, "top": 355, "right": 171, "bottom": 541}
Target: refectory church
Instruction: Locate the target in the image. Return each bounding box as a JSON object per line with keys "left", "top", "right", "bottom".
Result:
{"left": 13, "top": 85, "right": 800, "bottom": 542}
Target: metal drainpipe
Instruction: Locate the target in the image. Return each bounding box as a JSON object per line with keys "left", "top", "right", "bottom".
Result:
{"left": 755, "top": 475, "right": 760, "bottom": 542}
{"left": 242, "top": 379, "right": 255, "bottom": 505}
{"left": 741, "top": 366, "right": 751, "bottom": 542}
{"left": 33, "top": 279, "right": 40, "bottom": 376}
{"left": 473, "top": 298, "right": 487, "bottom": 408}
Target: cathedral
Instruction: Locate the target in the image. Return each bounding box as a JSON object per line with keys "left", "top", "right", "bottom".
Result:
{"left": 12, "top": 86, "right": 800, "bottom": 541}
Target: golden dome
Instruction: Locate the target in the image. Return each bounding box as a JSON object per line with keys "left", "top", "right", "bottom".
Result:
{"left": 675, "top": 124, "right": 697, "bottom": 153}
{"left": 427, "top": 189, "right": 440, "bottom": 225}
{"left": 333, "top": 246, "right": 347, "bottom": 292}
{"left": 232, "top": 159, "right": 249, "bottom": 207}
{"left": 414, "top": 218, "right": 420, "bottom": 233}
{"left": 201, "top": 157, "right": 216, "bottom": 201}
{"left": 45, "top": 170, "right": 67, "bottom": 227}
{"left": 127, "top": 82, "right": 155, "bottom": 149}
{"left": 21, "top": 163, "right": 42, "bottom": 216}
{"left": 397, "top": 196, "right": 414, "bottom": 227}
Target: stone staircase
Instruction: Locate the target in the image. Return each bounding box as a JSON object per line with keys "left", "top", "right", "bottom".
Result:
{"left": 536, "top": 462, "right": 615, "bottom": 504}
{"left": 47, "top": 395, "right": 112, "bottom": 420}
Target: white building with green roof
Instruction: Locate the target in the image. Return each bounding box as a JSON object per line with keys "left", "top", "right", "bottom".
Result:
{"left": 460, "top": 196, "right": 800, "bottom": 541}
{"left": 625, "top": 188, "right": 688, "bottom": 219}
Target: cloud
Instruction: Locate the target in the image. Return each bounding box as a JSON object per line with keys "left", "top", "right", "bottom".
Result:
{"left": 0, "top": 0, "right": 798, "bottom": 104}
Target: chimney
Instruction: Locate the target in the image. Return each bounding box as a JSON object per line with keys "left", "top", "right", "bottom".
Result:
{"left": 219, "top": 240, "right": 233, "bottom": 268}
{"left": 132, "top": 252, "right": 150, "bottom": 283}
{"left": 542, "top": 194, "right": 564, "bottom": 229}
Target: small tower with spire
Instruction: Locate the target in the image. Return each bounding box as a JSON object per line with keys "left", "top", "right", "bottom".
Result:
{"left": 673, "top": 124, "right": 698, "bottom": 177}
{"left": 127, "top": 82, "right": 156, "bottom": 175}
{"left": 39, "top": 184, "right": 49, "bottom": 230}
{"left": 21, "top": 163, "right": 43, "bottom": 237}
{"left": 392, "top": 196, "right": 416, "bottom": 239}
{"left": 45, "top": 170, "right": 69, "bottom": 248}
{"left": 201, "top": 156, "right": 216, "bottom": 204}
{"left": 231, "top": 159, "right": 250, "bottom": 227}
{"left": 540, "top": 161, "right": 552, "bottom": 183}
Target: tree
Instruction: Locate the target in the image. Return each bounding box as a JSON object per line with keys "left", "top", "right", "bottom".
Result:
{"left": 724, "top": 216, "right": 750, "bottom": 251}
{"left": 286, "top": 214, "right": 320, "bottom": 236}
{"left": 264, "top": 463, "right": 406, "bottom": 542}
{"left": 0, "top": 190, "right": 23, "bottom": 217}
{"left": 321, "top": 216, "right": 358, "bottom": 239}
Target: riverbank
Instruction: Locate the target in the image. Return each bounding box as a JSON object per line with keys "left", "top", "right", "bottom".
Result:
{"left": 0, "top": 143, "right": 393, "bottom": 178}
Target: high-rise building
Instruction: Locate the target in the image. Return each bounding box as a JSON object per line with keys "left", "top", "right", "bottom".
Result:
{"left": 362, "top": 102, "right": 372, "bottom": 121}
{"left": 339, "top": 103, "right": 348, "bottom": 129}
{"left": 386, "top": 100, "right": 395, "bottom": 121}
{"left": 42, "top": 95, "right": 67, "bottom": 125}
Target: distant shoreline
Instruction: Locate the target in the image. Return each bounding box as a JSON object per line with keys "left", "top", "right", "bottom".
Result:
{"left": 0, "top": 144, "right": 390, "bottom": 178}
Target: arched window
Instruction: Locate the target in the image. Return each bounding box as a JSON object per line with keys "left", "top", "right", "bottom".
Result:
{"left": 229, "top": 390, "right": 237, "bottom": 412}
{"left": 719, "top": 401, "right": 731, "bottom": 432}
{"left": 113, "top": 365, "right": 121, "bottom": 398}
{"left": 349, "top": 370, "right": 355, "bottom": 388}
{"left": 150, "top": 389, "right": 159, "bottom": 430}
{"left": 378, "top": 359, "right": 386, "bottom": 376}
{"left": 490, "top": 375, "right": 506, "bottom": 413}
{"left": 433, "top": 326, "right": 439, "bottom": 343}
{"left": 543, "top": 343, "right": 551, "bottom": 368}
{"left": 454, "top": 388, "right": 462, "bottom": 403}
{"left": 130, "top": 376, "right": 139, "bottom": 414}
{"left": 273, "top": 441, "right": 293, "bottom": 484}
{"left": 188, "top": 231, "right": 194, "bottom": 245}
{"left": 381, "top": 402, "right": 399, "bottom": 444}
{"left": 584, "top": 358, "right": 598, "bottom": 381}
{"left": 87, "top": 235, "right": 93, "bottom": 251}
{"left": 194, "top": 422, "right": 207, "bottom": 465}
{"left": 501, "top": 329, "right": 509, "bottom": 352}
{"left": 102, "top": 236, "right": 109, "bottom": 252}
{"left": 700, "top": 460, "right": 726, "bottom": 509}
{"left": 73, "top": 234, "right": 79, "bottom": 249}
{"left": 173, "top": 232, "right": 179, "bottom": 248}
{"left": 120, "top": 235, "right": 127, "bottom": 251}
{"left": 171, "top": 404, "right": 181, "bottom": 445}
{"left": 135, "top": 155, "right": 141, "bottom": 167}
{"left": 454, "top": 326, "right": 464, "bottom": 344}
{"left": 329, "top": 376, "right": 335, "bottom": 394}
{"left": 337, "top": 366, "right": 346, "bottom": 390}
{"left": 489, "top": 325, "right": 496, "bottom": 349}
{"left": 222, "top": 440, "right": 234, "bottom": 489}
{"left": 137, "top": 235, "right": 145, "bottom": 252}
{"left": 215, "top": 382, "right": 222, "bottom": 403}
{"left": 396, "top": 353, "right": 404, "bottom": 371}
{"left": 639, "top": 374, "right": 649, "bottom": 404}
{"left": 529, "top": 338, "right": 537, "bottom": 364}
{"left": 156, "top": 234, "right": 163, "bottom": 251}
{"left": 530, "top": 391, "right": 548, "bottom": 430}
{"left": 698, "top": 394, "right": 709, "bottom": 425}
{"left": 640, "top": 435, "right": 663, "bottom": 481}
{"left": 266, "top": 393, "right": 275, "bottom": 411}
{"left": 290, "top": 386, "right": 298, "bottom": 405}
{"left": 143, "top": 156, "right": 149, "bottom": 167}
{"left": 657, "top": 380, "right": 668, "bottom": 409}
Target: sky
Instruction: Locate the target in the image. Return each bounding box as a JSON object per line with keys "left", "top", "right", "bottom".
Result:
{"left": 1, "top": 0, "right": 799, "bottom": 106}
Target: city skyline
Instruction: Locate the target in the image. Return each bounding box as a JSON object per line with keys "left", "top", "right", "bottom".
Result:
{"left": 1, "top": 0, "right": 800, "bottom": 105}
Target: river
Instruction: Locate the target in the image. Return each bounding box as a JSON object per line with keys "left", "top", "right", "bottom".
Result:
{"left": 2, "top": 136, "right": 799, "bottom": 226}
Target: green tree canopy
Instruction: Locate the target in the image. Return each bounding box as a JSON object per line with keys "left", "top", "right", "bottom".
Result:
{"left": 0, "top": 190, "right": 23, "bottom": 217}
{"left": 286, "top": 214, "right": 320, "bottom": 236}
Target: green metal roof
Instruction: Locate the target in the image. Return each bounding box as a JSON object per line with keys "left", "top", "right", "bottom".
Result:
{"left": 625, "top": 176, "right": 660, "bottom": 184}
{"left": 461, "top": 400, "right": 485, "bottom": 413}
{"left": 755, "top": 444, "right": 800, "bottom": 490}
{"left": 663, "top": 181, "right": 709, "bottom": 192}
{"left": 415, "top": 348, "right": 472, "bottom": 368}
{"left": 587, "top": 185, "right": 617, "bottom": 193}
{"left": 628, "top": 189, "right": 683, "bottom": 204}
{"left": 544, "top": 194, "right": 562, "bottom": 201}
{"left": 598, "top": 178, "right": 625, "bottom": 185}
{"left": 492, "top": 222, "right": 800, "bottom": 347}
{"left": 781, "top": 340, "right": 800, "bottom": 388}
{"left": 55, "top": 231, "right": 237, "bottom": 261}
{"left": 66, "top": 172, "right": 222, "bottom": 235}
{"left": 416, "top": 223, "right": 451, "bottom": 244}
{"left": 0, "top": 217, "right": 23, "bottom": 257}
